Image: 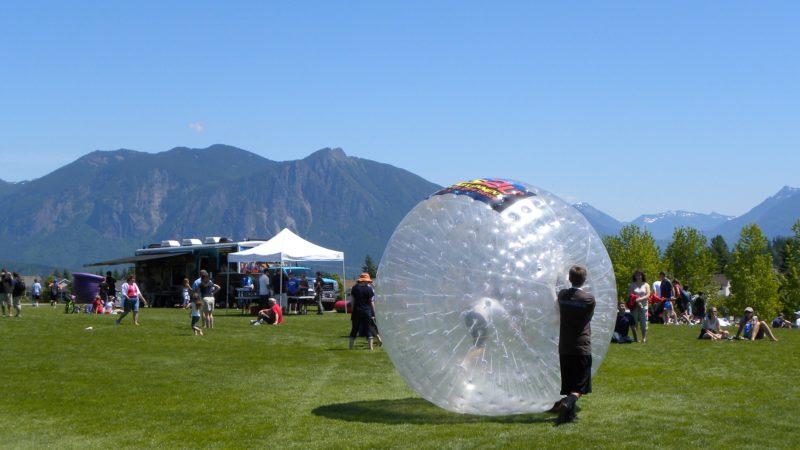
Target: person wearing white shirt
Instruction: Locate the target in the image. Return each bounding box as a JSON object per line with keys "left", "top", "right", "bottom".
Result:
{"left": 258, "top": 268, "right": 271, "bottom": 307}
{"left": 116, "top": 274, "right": 148, "bottom": 325}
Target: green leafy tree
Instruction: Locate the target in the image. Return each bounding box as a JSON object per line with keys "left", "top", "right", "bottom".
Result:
{"left": 709, "top": 235, "right": 731, "bottom": 274}
{"left": 603, "top": 225, "right": 661, "bottom": 301}
{"left": 361, "top": 254, "right": 377, "bottom": 279}
{"left": 327, "top": 273, "right": 345, "bottom": 300}
{"left": 663, "top": 227, "right": 716, "bottom": 295}
{"left": 780, "top": 220, "right": 800, "bottom": 316}
{"left": 724, "top": 224, "right": 780, "bottom": 319}
{"left": 769, "top": 236, "right": 789, "bottom": 272}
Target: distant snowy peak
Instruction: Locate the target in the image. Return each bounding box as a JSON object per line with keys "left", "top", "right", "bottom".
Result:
{"left": 637, "top": 210, "right": 734, "bottom": 224}
{"left": 572, "top": 185, "right": 799, "bottom": 240}
{"left": 773, "top": 185, "right": 800, "bottom": 201}
{"left": 0, "top": 179, "right": 26, "bottom": 196}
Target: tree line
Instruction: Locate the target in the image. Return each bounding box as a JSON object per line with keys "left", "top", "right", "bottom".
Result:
{"left": 603, "top": 220, "right": 800, "bottom": 320}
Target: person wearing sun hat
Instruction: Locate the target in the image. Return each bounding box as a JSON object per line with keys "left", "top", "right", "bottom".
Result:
{"left": 734, "top": 306, "right": 778, "bottom": 341}
{"left": 349, "top": 272, "right": 376, "bottom": 350}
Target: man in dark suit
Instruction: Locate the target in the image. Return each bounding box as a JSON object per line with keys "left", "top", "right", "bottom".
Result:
{"left": 554, "top": 265, "right": 596, "bottom": 425}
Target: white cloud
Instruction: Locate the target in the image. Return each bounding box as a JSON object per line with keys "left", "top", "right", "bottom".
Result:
{"left": 188, "top": 122, "right": 205, "bottom": 133}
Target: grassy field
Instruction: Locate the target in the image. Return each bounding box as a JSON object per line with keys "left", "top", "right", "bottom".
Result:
{"left": 1, "top": 306, "right": 797, "bottom": 449}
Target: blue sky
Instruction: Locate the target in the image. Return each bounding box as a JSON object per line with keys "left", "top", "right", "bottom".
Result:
{"left": 2, "top": 1, "right": 799, "bottom": 221}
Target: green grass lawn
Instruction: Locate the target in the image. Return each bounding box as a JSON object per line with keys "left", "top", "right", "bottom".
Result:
{"left": 1, "top": 306, "right": 797, "bottom": 449}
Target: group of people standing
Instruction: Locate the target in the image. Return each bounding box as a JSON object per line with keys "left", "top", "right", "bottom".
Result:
{"left": 0, "top": 269, "right": 29, "bottom": 318}
{"left": 178, "top": 270, "right": 219, "bottom": 335}
{"left": 625, "top": 270, "right": 705, "bottom": 343}
{"left": 618, "top": 269, "right": 781, "bottom": 343}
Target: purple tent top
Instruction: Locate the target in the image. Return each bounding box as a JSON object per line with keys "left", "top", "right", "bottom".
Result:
{"left": 72, "top": 272, "right": 105, "bottom": 304}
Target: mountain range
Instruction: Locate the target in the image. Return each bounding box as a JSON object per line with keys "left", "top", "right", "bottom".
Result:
{"left": 576, "top": 186, "right": 800, "bottom": 245}
{"left": 0, "top": 145, "right": 438, "bottom": 275}
{"left": 1, "top": 145, "right": 799, "bottom": 275}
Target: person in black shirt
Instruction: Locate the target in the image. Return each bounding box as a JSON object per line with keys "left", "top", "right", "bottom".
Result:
{"left": 693, "top": 291, "right": 706, "bottom": 324}
{"left": 349, "top": 272, "right": 376, "bottom": 350}
{"left": 554, "top": 265, "right": 596, "bottom": 425}
{"left": 612, "top": 302, "right": 635, "bottom": 343}
{"left": 313, "top": 272, "right": 324, "bottom": 315}
{"left": 105, "top": 271, "right": 117, "bottom": 305}
{"left": 0, "top": 269, "right": 10, "bottom": 317}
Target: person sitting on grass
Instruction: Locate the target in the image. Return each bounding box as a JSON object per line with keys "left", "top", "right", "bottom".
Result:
{"left": 771, "top": 313, "right": 793, "bottom": 329}
{"left": 93, "top": 295, "right": 104, "bottom": 314}
{"left": 612, "top": 302, "right": 635, "bottom": 343}
{"left": 64, "top": 295, "right": 77, "bottom": 314}
{"left": 698, "top": 307, "right": 729, "bottom": 340}
{"left": 251, "top": 298, "right": 284, "bottom": 326}
{"left": 734, "top": 307, "right": 778, "bottom": 341}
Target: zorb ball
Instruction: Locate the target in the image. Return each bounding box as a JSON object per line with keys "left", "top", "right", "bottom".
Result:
{"left": 375, "top": 178, "right": 616, "bottom": 415}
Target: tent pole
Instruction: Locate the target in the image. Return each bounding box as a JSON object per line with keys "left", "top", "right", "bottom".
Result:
{"left": 341, "top": 258, "right": 346, "bottom": 314}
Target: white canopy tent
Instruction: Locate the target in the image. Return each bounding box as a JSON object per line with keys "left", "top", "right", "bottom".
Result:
{"left": 227, "top": 228, "right": 345, "bottom": 310}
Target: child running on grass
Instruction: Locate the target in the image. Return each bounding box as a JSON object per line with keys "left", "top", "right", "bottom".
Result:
{"left": 184, "top": 296, "right": 204, "bottom": 335}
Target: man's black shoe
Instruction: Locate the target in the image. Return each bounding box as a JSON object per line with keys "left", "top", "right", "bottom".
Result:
{"left": 546, "top": 399, "right": 564, "bottom": 413}
{"left": 555, "top": 395, "right": 578, "bottom": 425}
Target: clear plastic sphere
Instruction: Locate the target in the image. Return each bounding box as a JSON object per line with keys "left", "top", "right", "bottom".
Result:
{"left": 375, "top": 179, "right": 617, "bottom": 415}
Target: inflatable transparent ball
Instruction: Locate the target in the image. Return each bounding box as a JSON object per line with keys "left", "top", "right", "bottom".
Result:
{"left": 375, "top": 179, "right": 617, "bottom": 415}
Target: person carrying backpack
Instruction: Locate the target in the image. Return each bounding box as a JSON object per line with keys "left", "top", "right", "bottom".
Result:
{"left": 11, "top": 272, "right": 25, "bottom": 317}
{"left": 50, "top": 278, "right": 60, "bottom": 308}
{"left": 1, "top": 269, "right": 13, "bottom": 317}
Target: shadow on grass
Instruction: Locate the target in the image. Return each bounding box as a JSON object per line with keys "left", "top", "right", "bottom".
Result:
{"left": 313, "top": 398, "right": 554, "bottom": 425}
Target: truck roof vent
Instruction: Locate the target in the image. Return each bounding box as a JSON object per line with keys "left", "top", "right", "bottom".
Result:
{"left": 203, "top": 236, "right": 221, "bottom": 244}
{"left": 181, "top": 238, "right": 202, "bottom": 246}
{"left": 161, "top": 240, "right": 181, "bottom": 247}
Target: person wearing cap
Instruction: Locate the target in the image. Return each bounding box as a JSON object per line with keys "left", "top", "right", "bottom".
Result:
{"left": 251, "top": 297, "right": 283, "bottom": 325}
{"left": 699, "top": 307, "right": 729, "bottom": 340}
{"left": 349, "top": 273, "right": 376, "bottom": 350}
{"left": 734, "top": 307, "right": 778, "bottom": 341}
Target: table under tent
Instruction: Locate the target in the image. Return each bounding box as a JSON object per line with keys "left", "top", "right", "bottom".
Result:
{"left": 227, "top": 228, "right": 345, "bottom": 312}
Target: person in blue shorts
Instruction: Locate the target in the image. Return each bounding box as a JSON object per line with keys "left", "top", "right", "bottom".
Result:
{"left": 116, "top": 274, "right": 148, "bottom": 325}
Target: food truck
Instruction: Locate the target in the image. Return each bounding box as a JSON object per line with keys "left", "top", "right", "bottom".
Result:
{"left": 87, "top": 237, "right": 267, "bottom": 307}
{"left": 86, "top": 236, "right": 341, "bottom": 309}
